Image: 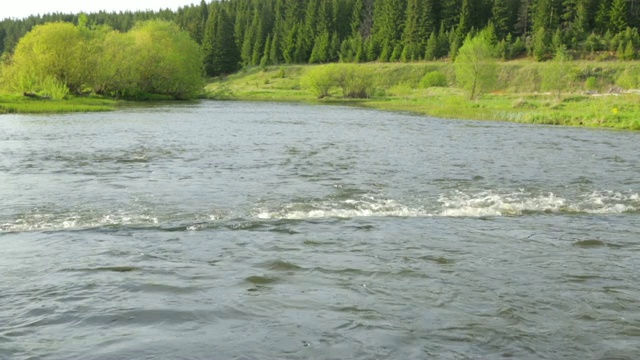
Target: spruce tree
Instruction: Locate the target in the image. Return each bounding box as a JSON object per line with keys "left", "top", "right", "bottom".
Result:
{"left": 330, "top": 31, "right": 341, "bottom": 61}
{"left": 260, "top": 34, "right": 272, "bottom": 66}
{"left": 424, "top": 31, "right": 439, "bottom": 60}
{"left": 532, "top": 26, "right": 549, "bottom": 61}
{"left": 309, "top": 30, "right": 330, "bottom": 63}
{"left": 270, "top": 32, "right": 280, "bottom": 64}
{"left": 532, "top": 0, "right": 560, "bottom": 33}
{"left": 372, "top": 0, "right": 407, "bottom": 60}
{"left": 420, "top": 0, "right": 440, "bottom": 37}
{"left": 203, "top": 8, "right": 240, "bottom": 76}
{"left": 402, "top": 0, "right": 421, "bottom": 50}
{"left": 492, "top": 0, "right": 513, "bottom": 39}
{"left": 624, "top": 40, "right": 636, "bottom": 60}
{"left": 610, "top": 0, "right": 628, "bottom": 33}
{"left": 594, "top": 0, "right": 613, "bottom": 33}
{"left": 350, "top": 0, "right": 365, "bottom": 36}
{"left": 202, "top": 7, "right": 218, "bottom": 76}
{"left": 440, "top": 0, "right": 462, "bottom": 30}
{"left": 458, "top": 0, "right": 474, "bottom": 37}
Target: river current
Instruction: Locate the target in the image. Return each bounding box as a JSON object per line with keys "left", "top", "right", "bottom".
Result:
{"left": 1, "top": 101, "right": 639, "bottom": 359}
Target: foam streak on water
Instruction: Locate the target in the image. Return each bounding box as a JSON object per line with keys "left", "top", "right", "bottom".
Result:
{"left": 1, "top": 102, "right": 639, "bottom": 360}
{"left": 2, "top": 190, "right": 638, "bottom": 233}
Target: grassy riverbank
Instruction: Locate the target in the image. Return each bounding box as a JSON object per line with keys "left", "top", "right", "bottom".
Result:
{"left": 0, "top": 94, "right": 117, "bottom": 114}
{"left": 205, "top": 61, "right": 640, "bottom": 130}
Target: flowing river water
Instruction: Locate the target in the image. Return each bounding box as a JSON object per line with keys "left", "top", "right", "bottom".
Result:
{"left": 1, "top": 101, "right": 639, "bottom": 359}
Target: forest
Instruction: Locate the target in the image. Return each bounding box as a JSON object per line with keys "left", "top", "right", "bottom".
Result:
{"left": 0, "top": 0, "right": 639, "bottom": 95}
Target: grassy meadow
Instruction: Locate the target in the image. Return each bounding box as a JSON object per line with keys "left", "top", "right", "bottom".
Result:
{"left": 0, "top": 93, "right": 118, "bottom": 114}
{"left": 205, "top": 61, "right": 640, "bottom": 131}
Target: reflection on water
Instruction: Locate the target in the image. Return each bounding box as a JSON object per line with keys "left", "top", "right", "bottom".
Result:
{"left": 1, "top": 101, "right": 639, "bottom": 359}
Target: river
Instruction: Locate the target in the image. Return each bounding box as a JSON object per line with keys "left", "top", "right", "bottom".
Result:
{"left": 1, "top": 101, "right": 639, "bottom": 359}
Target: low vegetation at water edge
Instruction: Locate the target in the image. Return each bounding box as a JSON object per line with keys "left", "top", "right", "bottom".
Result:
{"left": 205, "top": 57, "right": 640, "bottom": 131}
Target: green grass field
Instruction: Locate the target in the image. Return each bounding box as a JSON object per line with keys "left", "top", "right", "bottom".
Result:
{"left": 205, "top": 61, "right": 640, "bottom": 131}
{"left": 0, "top": 94, "right": 117, "bottom": 114}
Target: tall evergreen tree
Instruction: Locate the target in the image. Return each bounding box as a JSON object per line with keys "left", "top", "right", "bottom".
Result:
{"left": 420, "top": 0, "right": 440, "bottom": 37}
{"left": 371, "top": 0, "right": 407, "bottom": 60}
{"left": 203, "top": 7, "right": 240, "bottom": 76}
{"left": 516, "top": 0, "right": 532, "bottom": 36}
{"left": 492, "top": 0, "right": 514, "bottom": 39}
{"left": 440, "top": 0, "right": 462, "bottom": 30}
{"left": 402, "top": 0, "right": 422, "bottom": 56}
{"left": 610, "top": 0, "right": 629, "bottom": 33}
{"left": 594, "top": 0, "right": 613, "bottom": 33}
{"left": 458, "top": 0, "right": 475, "bottom": 36}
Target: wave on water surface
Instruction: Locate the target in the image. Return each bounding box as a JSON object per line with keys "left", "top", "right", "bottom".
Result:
{"left": 438, "top": 190, "right": 640, "bottom": 217}
{"left": 1, "top": 190, "right": 638, "bottom": 233}
{"left": 256, "top": 190, "right": 639, "bottom": 219}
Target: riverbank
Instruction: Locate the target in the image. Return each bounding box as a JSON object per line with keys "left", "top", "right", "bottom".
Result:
{"left": 0, "top": 94, "right": 117, "bottom": 114}
{"left": 205, "top": 62, "right": 640, "bottom": 131}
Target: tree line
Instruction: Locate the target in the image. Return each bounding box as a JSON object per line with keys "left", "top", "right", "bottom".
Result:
{"left": 1, "top": 0, "right": 639, "bottom": 78}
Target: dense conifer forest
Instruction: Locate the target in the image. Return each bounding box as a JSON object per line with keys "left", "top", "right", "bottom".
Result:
{"left": 1, "top": 0, "right": 640, "bottom": 78}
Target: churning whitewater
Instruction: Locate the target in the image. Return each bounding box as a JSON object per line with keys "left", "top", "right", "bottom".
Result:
{"left": 1, "top": 101, "right": 639, "bottom": 360}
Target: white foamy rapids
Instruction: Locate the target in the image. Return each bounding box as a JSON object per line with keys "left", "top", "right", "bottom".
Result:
{"left": 255, "top": 196, "right": 432, "bottom": 220}
{"left": 0, "top": 212, "right": 159, "bottom": 232}
{"left": 439, "top": 190, "right": 640, "bottom": 217}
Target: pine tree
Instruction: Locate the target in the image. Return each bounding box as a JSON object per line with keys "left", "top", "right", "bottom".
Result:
{"left": 516, "top": 0, "right": 532, "bottom": 36}
{"left": 372, "top": 0, "right": 407, "bottom": 60}
{"left": 282, "top": 23, "right": 298, "bottom": 64}
{"left": 260, "top": 34, "right": 272, "bottom": 66}
{"left": 610, "top": 0, "right": 629, "bottom": 33}
{"left": 309, "top": 30, "right": 330, "bottom": 63}
{"left": 420, "top": 0, "right": 440, "bottom": 38}
{"left": 532, "top": 0, "right": 561, "bottom": 33}
{"left": 203, "top": 7, "right": 240, "bottom": 76}
{"left": 329, "top": 31, "right": 341, "bottom": 61}
{"left": 594, "top": 0, "right": 613, "bottom": 33}
{"left": 623, "top": 40, "right": 636, "bottom": 60}
{"left": 532, "top": 26, "right": 549, "bottom": 61}
{"left": 552, "top": 27, "right": 564, "bottom": 52}
{"left": 270, "top": 32, "right": 280, "bottom": 64}
{"left": 449, "top": 29, "right": 462, "bottom": 60}
{"left": 252, "top": 34, "right": 264, "bottom": 65}
{"left": 240, "top": 12, "right": 258, "bottom": 65}
{"left": 350, "top": 0, "right": 365, "bottom": 36}
{"left": 440, "top": 0, "right": 462, "bottom": 30}
{"left": 202, "top": 7, "right": 218, "bottom": 76}
{"left": 458, "top": 0, "right": 474, "bottom": 36}
{"left": 492, "top": 0, "right": 513, "bottom": 39}
{"left": 424, "top": 31, "right": 439, "bottom": 60}
{"left": 402, "top": 0, "right": 421, "bottom": 47}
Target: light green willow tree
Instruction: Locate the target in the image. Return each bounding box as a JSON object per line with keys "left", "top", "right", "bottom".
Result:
{"left": 541, "top": 47, "right": 573, "bottom": 99}
{"left": 127, "top": 20, "right": 204, "bottom": 99}
{"left": 454, "top": 29, "right": 498, "bottom": 100}
{"left": 5, "top": 20, "right": 203, "bottom": 99}
{"left": 6, "top": 22, "right": 86, "bottom": 95}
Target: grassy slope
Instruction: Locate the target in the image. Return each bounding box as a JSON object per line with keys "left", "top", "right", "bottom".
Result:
{"left": 205, "top": 61, "right": 640, "bottom": 131}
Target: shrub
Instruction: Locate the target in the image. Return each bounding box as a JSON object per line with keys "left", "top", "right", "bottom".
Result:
{"left": 616, "top": 66, "right": 640, "bottom": 89}
{"left": 510, "top": 64, "right": 541, "bottom": 93}
{"left": 40, "top": 76, "right": 69, "bottom": 100}
{"left": 388, "top": 83, "right": 413, "bottom": 98}
{"left": 584, "top": 76, "right": 599, "bottom": 91}
{"left": 419, "top": 71, "right": 448, "bottom": 88}
{"left": 302, "top": 65, "right": 336, "bottom": 98}
{"left": 334, "top": 64, "right": 374, "bottom": 98}
{"left": 302, "top": 64, "right": 374, "bottom": 99}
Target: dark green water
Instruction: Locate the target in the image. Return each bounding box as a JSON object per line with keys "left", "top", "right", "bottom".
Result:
{"left": 1, "top": 101, "right": 639, "bottom": 359}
